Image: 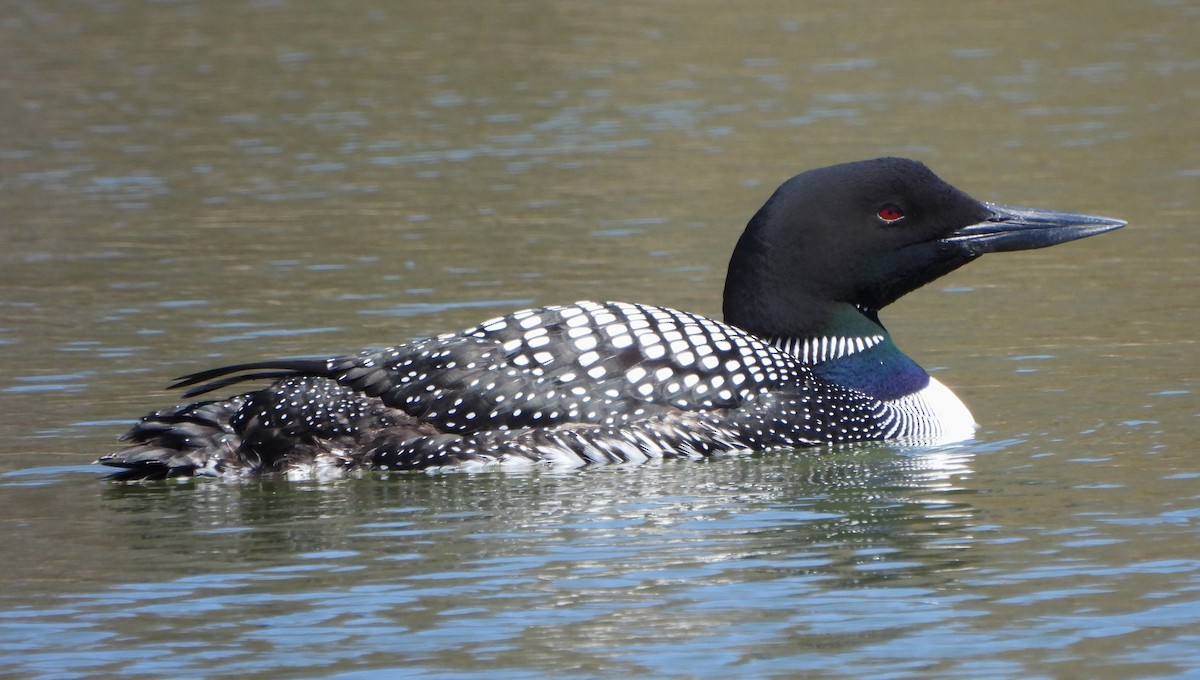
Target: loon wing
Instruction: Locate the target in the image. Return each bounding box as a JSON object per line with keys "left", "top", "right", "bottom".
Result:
{"left": 323, "top": 301, "right": 811, "bottom": 434}
{"left": 163, "top": 301, "right": 811, "bottom": 436}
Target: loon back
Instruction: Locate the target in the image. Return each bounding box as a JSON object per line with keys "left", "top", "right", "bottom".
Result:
{"left": 99, "top": 158, "right": 1124, "bottom": 479}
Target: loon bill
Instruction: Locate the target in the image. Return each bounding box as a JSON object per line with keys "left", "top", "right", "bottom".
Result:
{"left": 98, "top": 157, "right": 1124, "bottom": 479}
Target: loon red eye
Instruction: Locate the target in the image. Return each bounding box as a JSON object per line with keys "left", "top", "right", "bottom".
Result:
{"left": 877, "top": 204, "right": 905, "bottom": 224}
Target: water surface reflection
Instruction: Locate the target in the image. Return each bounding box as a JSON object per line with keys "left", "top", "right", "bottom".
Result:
{"left": 1, "top": 444, "right": 984, "bottom": 677}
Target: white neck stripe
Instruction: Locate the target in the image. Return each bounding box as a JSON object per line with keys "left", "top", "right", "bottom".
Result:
{"left": 769, "top": 334, "right": 886, "bottom": 364}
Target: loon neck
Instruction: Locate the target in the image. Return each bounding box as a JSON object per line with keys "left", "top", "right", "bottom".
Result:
{"left": 722, "top": 253, "right": 934, "bottom": 401}
{"left": 749, "top": 304, "right": 932, "bottom": 402}
{"left": 724, "top": 265, "right": 889, "bottom": 336}
{"left": 803, "top": 335, "right": 931, "bottom": 402}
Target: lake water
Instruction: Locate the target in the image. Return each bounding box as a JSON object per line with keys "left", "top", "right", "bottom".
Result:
{"left": 1, "top": 1, "right": 1198, "bottom": 677}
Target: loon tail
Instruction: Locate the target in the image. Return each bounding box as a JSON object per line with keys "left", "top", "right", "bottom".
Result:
{"left": 98, "top": 398, "right": 248, "bottom": 479}
{"left": 101, "top": 372, "right": 434, "bottom": 480}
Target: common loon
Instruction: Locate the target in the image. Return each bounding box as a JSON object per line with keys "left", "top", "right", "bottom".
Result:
{"left": 99, "top": 158, "right": 1124, "bottom": 479}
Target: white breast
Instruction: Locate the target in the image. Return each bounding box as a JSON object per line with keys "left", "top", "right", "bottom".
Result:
{"left": 884, "top": 376, "right": 977, "bottom": 445}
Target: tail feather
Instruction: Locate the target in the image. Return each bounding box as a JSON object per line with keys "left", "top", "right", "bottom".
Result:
{"left": 170, "top": 358, "right": 333, "bottom": 396}
{"left": 100, "top": 398, "right": 247, "bottom": 479}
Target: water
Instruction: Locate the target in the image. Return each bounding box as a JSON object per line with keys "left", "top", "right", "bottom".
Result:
{"left": 1, "top": 1, "right": 1198, "bottom": 677}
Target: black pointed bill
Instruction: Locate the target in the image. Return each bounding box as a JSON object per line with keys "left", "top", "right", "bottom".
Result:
{"left": 942, "top": 203, "right": 1126, "bottom": 255}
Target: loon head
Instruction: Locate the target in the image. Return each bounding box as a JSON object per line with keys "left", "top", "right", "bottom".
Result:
{"left": 722, "top": 157, "right": 1125, "bottom": 339}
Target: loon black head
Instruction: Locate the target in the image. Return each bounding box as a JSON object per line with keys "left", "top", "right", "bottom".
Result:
{"left": 722, "top": 157, "right": 1125, "bottom": 339}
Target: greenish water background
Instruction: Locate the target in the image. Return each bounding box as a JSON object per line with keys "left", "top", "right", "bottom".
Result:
{"left": 1, "top": 1, "right": 1197, "bottom": 677}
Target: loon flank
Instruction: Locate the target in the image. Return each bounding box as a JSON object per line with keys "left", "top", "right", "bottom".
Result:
{"left": 99, "top": 158, "right": 1124, "bottom": 479}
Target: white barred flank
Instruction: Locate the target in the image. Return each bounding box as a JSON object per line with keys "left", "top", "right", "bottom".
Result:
{"left": 878, "top": 377, "right": 977, "bottom": 445}
{"left": 769, "top": 334, "right": 886, "bottom": 364}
